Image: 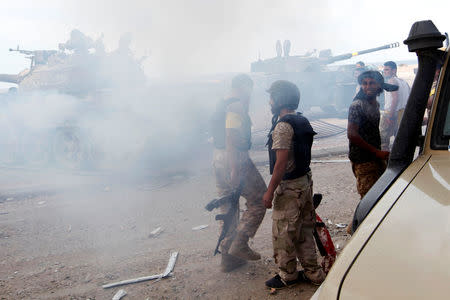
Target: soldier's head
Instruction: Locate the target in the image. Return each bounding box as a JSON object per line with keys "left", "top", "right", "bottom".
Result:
{"left": 358, "top": 70, "right": 398, "bottom": 98}
{"left": 356, "top": 61, "right": 365, "bottom": 69}
{"left": 383, "top": 61, "right": 397, "bottom": 79}
{"left": 267, "top": 80, "right": 300, "bottom": 115}
{"left": 231, "top": 74, "right": 254, "bottom": 102}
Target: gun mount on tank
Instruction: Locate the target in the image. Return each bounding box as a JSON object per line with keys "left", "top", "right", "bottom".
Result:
{"left": 250, "top": 42, "right": 400, "bottom": 116}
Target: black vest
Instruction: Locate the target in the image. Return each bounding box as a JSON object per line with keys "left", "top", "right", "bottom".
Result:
{"left": 267, "top": 113, "right": 316, "bottom": 180}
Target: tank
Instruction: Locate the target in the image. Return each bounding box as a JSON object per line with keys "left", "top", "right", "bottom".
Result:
{"left": 0, "top": 30, "right": 148, "bottom": 169}
{"left": 0, "top": 30, "right": 146, "bottom": 96}
{"left": 250, "top": 42, "right": 400, "bottom": 116}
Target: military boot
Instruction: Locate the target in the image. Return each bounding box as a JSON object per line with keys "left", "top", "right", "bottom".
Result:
{"left": 220, "top": 253, "right": 247, "bottom": 272}
{"left": 229, "top": 232, "right": 261, "bottom": 261}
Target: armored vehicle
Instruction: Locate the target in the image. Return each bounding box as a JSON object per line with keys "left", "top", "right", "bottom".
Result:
{"left": 312, "top": 20, "right": 449, "bottom": 300}
{"left": 250, "top": 42, "right": 400, "bottom": 115}
{"left": 0, "top": 30, "right": 147, "bottom": 169}
{"left": 0, "top": 30, "right": 146, "bottom": 96}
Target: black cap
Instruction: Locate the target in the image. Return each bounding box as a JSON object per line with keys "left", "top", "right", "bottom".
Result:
{"left": 358, "top": 70, "right": 399, "bottom": 92}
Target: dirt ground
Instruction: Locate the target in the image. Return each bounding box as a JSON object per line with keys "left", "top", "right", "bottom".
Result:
{"left": 0, "top": 147, "right": 359, "bottom": 299}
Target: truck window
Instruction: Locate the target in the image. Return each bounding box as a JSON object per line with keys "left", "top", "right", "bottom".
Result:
{"left": 443, "top": 100, "right": 450, "bottom": 137}
{"left": 431, "top": 61, "right": 450, "bottom": 149}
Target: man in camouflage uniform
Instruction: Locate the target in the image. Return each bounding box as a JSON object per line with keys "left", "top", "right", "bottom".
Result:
{"left": 347, "top": 71, "right": 397, "bottom": 233}
{"left": 263, "top": 80, "right": 325, "bottom": 289}
{"left": 213, "top": 74, "right": 266, "bottom": 272}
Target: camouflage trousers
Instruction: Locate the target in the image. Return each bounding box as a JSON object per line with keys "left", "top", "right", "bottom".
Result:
{"left": 272, "top": 172, "right": 325, "bottom": 283}
{"left": 380, "top": 109, "right": 404, "bottom": 151}
{"left": 213, "top": 150, "right": 266, "bottom": 253}
{"left": 351, "top": 160, "right": 386, "bottom": 199}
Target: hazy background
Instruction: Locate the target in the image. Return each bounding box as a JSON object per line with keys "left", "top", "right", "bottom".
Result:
{"left": 0, "top": 0, "right": 449, "bottom": 174}
{"left": 0, "top": 4, "right": 447, "bottom": 298}
{"left": 1, "top": 0, "right": 449, "bottom": 79}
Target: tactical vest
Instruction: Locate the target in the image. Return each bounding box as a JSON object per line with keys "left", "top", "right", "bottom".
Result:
{"left": 210, "top": 98, "right": 252, "bottom": 151}
{"left": 267, "top": 113, "right": 316, "bottom": 180}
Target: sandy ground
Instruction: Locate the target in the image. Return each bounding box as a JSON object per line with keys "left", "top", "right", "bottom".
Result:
{"left": 0, "top": 143, "right": 359, "bottom": 300}
{"left": 0, "top": 63, "right": 417, "bottom": 300}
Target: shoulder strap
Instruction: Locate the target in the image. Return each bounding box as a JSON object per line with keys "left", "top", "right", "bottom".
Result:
{"left": 278, "top": 113, "right": 316, "bottom": 136}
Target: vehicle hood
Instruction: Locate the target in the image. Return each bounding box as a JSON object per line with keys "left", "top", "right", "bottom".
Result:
{"left": 339, "top": 154, "right": 450, "bottom": 300}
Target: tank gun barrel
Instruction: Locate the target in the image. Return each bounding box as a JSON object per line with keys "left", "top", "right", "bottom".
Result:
{"left": 9, "top": 47, "right": 57, "bottom": 57}
{"left": 326, "top": 42, "right": 400, "bottom": 64}
{"left": 9, "top": 46, "right": 34, "bottom": 55}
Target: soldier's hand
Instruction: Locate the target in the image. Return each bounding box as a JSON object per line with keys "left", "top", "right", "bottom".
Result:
{"left": 263, "top": 191, "right": 273, "bottom": 209}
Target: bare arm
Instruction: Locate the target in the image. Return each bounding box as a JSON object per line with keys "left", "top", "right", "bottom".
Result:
{"left": 225, "top": 129, "right": 243, "bottom": 187}
{"left": 387, "top": 91, "right": 399, "bottom": 119}
{"left": 224, "top": 103, "right": 246, "bottom": 187}
{"left": 387, "top": 78, "right": 399, "bottom": 119}
{"left": 348, "top": 122, "right": 389, "bottom": 160}
{"left": 263, "top": 149, "right": 289, "bottom": 208}
{"left": 267, "top": 149, "right": 289, "bottom": 196}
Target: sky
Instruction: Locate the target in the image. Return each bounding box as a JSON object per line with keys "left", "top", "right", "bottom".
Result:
{"left": 0, "top": 0, "right": 449, "bottom": 80}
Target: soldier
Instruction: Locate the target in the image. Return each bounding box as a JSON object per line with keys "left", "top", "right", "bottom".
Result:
{"left": 263, "top": 80, "right": 325, "bottom": 289}
{"left": 212, "top": 74, "right": 266, "bottom": 272}
{"left": 355, "top": 61, "right": 365, "bottom": 69}
{"left": 347, "top": 71, "right": 397, "bottom": 234}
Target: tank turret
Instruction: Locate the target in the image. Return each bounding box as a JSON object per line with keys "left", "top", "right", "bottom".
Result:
{"left": 250, "top": 41, "right": 402, "bottom": 116}
{"left": 251, "top": 42, "right": 400, "bottom": 73}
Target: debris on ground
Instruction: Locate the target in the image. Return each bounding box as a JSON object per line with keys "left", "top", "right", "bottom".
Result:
{"left": 269, "top": 288, "right": 277, "bottom": 295}
{"left": 327, "top": 219, "right": 333, "bottom": 225}
{"left": 335, "top": 223, "right": 347, "bottom": 228}
{"left": 37, "top": 201, "right": 46, "bottom": 205}
{"left": 162, "top": 252, "right": 178, "bottom": 277}
{"left": 148, "top": 227, "right": 163, "bottom": 238}
{"left": 112, "top": 289, "right": 127, "bottom": 300}
{"left": 102, "top": 252, "right": 179, "bottom": 289}
{"left": 192, "top": 225, "right": 208, "bottom": 231}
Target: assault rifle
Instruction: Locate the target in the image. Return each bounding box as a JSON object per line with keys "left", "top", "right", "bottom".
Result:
{"left": 205, "top": 184, "right": 243, "bottom": 256}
